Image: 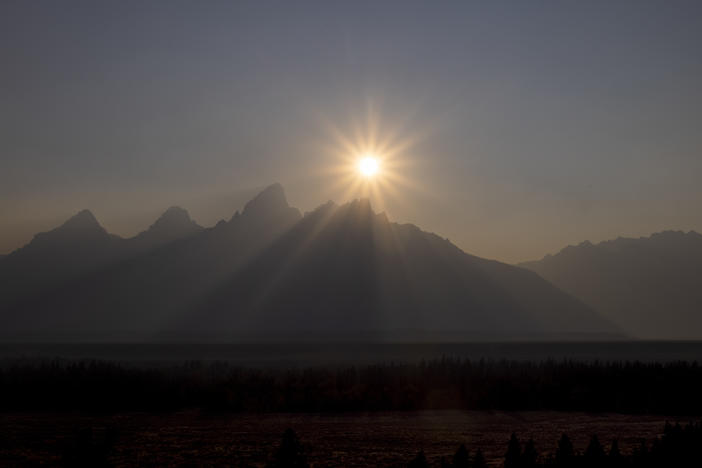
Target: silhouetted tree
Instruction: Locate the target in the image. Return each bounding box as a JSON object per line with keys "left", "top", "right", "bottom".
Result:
{"left": 452, "top": 444, "right": 470, "bottom": 468}
{"left": 585, "top": 435, "right": 605, "bottom": 466}
{"left": 61, "top": 426, "right": 117, "bottom": 467}
{"left": 555, "top": 434, "right": 574, "bottom": 467}
{"left": 521, "top": 438, "right": 538, "bottom": 467}
{"left": 631, "top": 439, "right": 648, "bottom": 468}
{"left": 505, "top": 433, "right": 521, "bottom": 468}
{"left": 473, "top": 449, "right": 487, "bottom": 468}
{"left": 266, "top": 429, "right": 308, "bottom": 468}
{"left": 408, "top": 450, "right": 429, "bottom": 468}
{"left": 607, "top": 439, "right": 621, "bottom": 468}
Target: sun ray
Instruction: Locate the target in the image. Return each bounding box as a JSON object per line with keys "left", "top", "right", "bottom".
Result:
{"left": 310, "top": 103, "right": 432, "bottom": 220}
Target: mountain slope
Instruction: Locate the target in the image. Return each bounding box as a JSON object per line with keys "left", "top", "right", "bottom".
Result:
{"left": 129, "top": 206, "right": 203, "bottom": 251}
{"left": 184, "top": 198, "right": 614, "bottom": 339}
{"left": 0, "top": 185, "right": 615, "bottom": 340}
{"left": 0, "top": 184, "right": 302, "bottom": 336}
{"left": 520, "top": 231, "right": 702, "bottom": 339}
{"left": 0, "top": 205, "right": 205, "bottom": 323}
{"left": 0, "top": 210, "right": 124, "bottom": 304}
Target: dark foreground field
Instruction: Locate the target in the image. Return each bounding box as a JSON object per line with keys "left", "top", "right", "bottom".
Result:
{"left": 0, "top": 410, "right": 682, "bottom": 467}
{"left": 2, "top": 349, "right": 702, "bottom": 466}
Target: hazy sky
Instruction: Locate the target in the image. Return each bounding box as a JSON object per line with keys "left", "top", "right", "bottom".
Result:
{"left": 2, "top": 1, "right": 701, "bottom": 263}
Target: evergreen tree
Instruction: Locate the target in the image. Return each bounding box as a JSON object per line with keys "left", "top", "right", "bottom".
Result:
{"left": 266, "top": 429, "right": 309, "bottom": 468}
{"left": 408, "top": 450, "right": 429, "bottom": 468}
{"left": 584, "top": 435, "right": 605, "bottom": 459}
{"left": 583, "top": 435, "right": 605, "bottom": 467}
{"left": 555, "top": 434, "right": 574, "bottom": 467}
{"left": 505, "top": 433, "right": 522, "bottom": 468}
{"left": 632, "top": 439, "right": 648, "bottom": 468}
{"left": 61, "top": 426, "right": 116, "bottom": 468}
{"left": 607, "top": 439, "right": 622, "bottom": 468}
{"left": 521, "top": 438, "right": 538, "bottom": 467}
{"left": 452, "top": 444, "right": 470, "bottom": 468}
{"left": 473, "top": 449, "right": 487, "bottom": 468}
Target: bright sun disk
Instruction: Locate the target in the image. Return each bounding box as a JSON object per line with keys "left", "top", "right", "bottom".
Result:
{"left": 358, "top": 156, "right": 379, "bottom": 177}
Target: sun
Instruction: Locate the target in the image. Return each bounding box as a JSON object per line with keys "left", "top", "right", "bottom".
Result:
{"left": 316, "top": 104, "right": 424, "bottom": 212}
{"left": 358, "top": 156, "right": 380, "bottom": 177}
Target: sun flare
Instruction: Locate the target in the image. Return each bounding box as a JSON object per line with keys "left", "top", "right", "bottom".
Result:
{"left": 358, "top": 156, "right": 380, "bottom": 177}
{"left": 316, "top": 104, "right": 425, "bottom": 214}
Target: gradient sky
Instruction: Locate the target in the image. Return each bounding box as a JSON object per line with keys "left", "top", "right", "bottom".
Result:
{"left": 2, "top": 0, "right": 701, "bottom": 263}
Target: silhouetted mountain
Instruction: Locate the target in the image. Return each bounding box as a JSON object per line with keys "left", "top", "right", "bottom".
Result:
{"left": 239, "top": 182, "right": 297, "bottom": 223}
{"left": 520, "top": 231, "right": 702, "bottom": 338}
{"left": 0, "top": 184, "right": 303, "bottom": 337}
{"left": 186, "top": 197, "right": 614, "bottom": 339}
{"left": 0, "top": 185, "right": 615, "bottom": 340}
{"left": 130, "top": 206, "right": 203, "bottom": 251}
{"left": 0, "top": 206, "right": 203, "bottom": 321}
{"left": 59, "top": 209, "right": 103, "bottom": 231}
{"left": 0, "top": 210, "right": 124, "bottom": 306}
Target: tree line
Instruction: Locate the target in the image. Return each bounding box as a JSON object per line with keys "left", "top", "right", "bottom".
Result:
{"left": 1, "top": 357, "right": 701, "bottom": 413}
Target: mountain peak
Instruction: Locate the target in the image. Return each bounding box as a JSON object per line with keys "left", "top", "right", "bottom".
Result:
{"left": 151, "top": 206, "right": 195, "bottom": 230}
{"left": 241, "top": 183, "right": 291, "bottom": 218}
{"left": 59, "top": 209, "right": 102, "bottom": 231}
{"left": 343, "top": 198, "right": 374, "bottom": 220}
{"left": 134, "top": 206, "right": 202, "bottom": 245}
{"left": 305, "top": 200, "right": 337, "bottom": 218}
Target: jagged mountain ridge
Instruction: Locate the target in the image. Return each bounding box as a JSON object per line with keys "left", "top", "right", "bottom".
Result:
{"left": 184, "top": 197, "right": 614, "bottom": 339}
{"left": 0, "top": 209, "right": 124, "bottom": 303}
{"left": 520, "top": 231, "right": 702, "bottom": 339}
{"left": 0, "top": 204, "right": 204, "bottom": 310}
{"left": 0, "top": 184, "right": 616, "bottom": 340}
{"left": 130, "top": 206, "right": 203, "bottom": 250}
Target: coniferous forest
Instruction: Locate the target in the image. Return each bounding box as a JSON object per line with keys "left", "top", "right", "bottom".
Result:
{"left": 1, "top": 358, "right": 701, "bottom": 414}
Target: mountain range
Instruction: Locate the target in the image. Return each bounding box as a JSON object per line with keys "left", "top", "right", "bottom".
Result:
{"left": 521, "top": 231, "right": 702, "bottom": 339}
{"left": 1, "top": 184, "right": 619, "bottom": 341}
